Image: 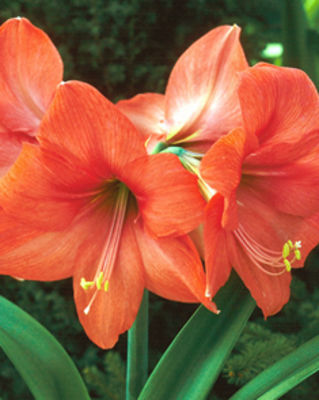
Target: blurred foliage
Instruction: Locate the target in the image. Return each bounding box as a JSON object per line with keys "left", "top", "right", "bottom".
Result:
{"left": 223, "top": 323, "right": 297, "bottom": 386}
{"left": 83, "top": 352, "right": 125, "bottom": 400}
{"left": 0, "top": 0, "right": 319, "bottom": 399}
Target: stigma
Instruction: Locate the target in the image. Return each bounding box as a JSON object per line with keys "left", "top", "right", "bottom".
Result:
{"left": 80, "top": 183, "right": 129, "bottom": 315}
{"left": 235, "top": 224, "right": 302, "bottom": 276}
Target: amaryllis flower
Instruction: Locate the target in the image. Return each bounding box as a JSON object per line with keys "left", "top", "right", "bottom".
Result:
{"left": 117, "top": 25, "right": 248, "bottom": 154}
{"left": 0, "top": 17, "right": 62, "bottom": 175}
{"left": 0, "top": 81, "right": 216, "bottom": 348}
{"left": 200, "top": 63, "right": 319, "bottom": 316}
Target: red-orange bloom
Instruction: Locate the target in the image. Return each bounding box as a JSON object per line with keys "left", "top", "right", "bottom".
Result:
{"left": 0, "top": 17, "right": 62, "bottom": 175}
{"left": 0, "top": 81, "right": 216, "bottom": 348}
{"left": 117, "top": 25, "right": 248, "bottom": 153}
{"left": 200, "top": 64, "right": 319, "bottom": 317}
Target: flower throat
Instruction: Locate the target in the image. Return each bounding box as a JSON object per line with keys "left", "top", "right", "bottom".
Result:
{"left": 80, "top": 183, "right": 129, "bottom": 314}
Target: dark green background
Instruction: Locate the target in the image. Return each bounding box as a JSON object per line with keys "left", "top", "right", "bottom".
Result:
{"left": 1, "top": 1, "right": 319, "bottom": 399}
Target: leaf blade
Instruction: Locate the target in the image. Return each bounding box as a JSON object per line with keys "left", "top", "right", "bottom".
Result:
{"left": 0, "top": 295, "right": 90, "bottom": 400}
{"left": 139, "top": 273, "right": 255, "bottom": 400}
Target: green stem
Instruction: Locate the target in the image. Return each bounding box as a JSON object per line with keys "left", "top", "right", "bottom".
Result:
{"left": 126, "top": 290, "right": 149, "bottom": 400}
{"left": 282, "top": 0, "right": 316, "bottom": 82}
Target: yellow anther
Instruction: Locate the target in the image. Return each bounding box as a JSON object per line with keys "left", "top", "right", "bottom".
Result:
{"left": 294, "top": 249, "right": 301, "bottom": 260}
{"left": 96, "top": 271, "right": 104, "bottom": 290}
{"left": 282, "top": 239, "right": 302, "bottom": 269}
{"left": 284, "top": 259, "right": 292, "bottom": 272}
{"left": 287, "top": 240, "right": 294, "bottom": 249}
{"left": 282, "top": 242, "right": 290, "bottom": 259}
{"left": 80, "top": 278, "right": 95, "bottom": 291}
{"left": 104, "top": 280, "right": 109, "bottom": 292}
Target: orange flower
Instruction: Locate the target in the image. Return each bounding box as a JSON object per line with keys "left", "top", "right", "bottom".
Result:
{"left": 200, "top": 64, "right": 319, "bottom": 316}
{"left": 117, "top": 25, "right": 248, "bottom": 154}
{"left": 0, "top": 17, "right": 62, "bottom": 175}
{"left": 0, "top": 81, "right": 217, "bottom": 348}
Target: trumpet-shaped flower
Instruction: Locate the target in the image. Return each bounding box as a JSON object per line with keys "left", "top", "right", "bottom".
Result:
{"left": 0, "top": 17, "right": 62, "bottom": 175}
{"left": 200, "top": 64, "right": 319, "bottom": 316}
{"left": 0, "top": 81, "right": 216, "bottom": 348}
{"left": 117, "top": 25, "right": 248, "bottom": 154}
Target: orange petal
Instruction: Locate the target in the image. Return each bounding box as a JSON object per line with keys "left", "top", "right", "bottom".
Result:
{"left": 38, "top": 81, "right": 146, "bottom": 175}
{"left": 237, "top": 186, "right": 306, "bottom": 247}
{"left": 200, "top": 128, "right": 247, "bottom": 198}
{"left": 0, "top": 132, "right": 23, "bottom": 176}
{"left": 165, "top": 25, "right": 247, "bottom": 149}
{"left": 134, "top": 219, "right": 217, "bottom": 312}
{"left": 73, "top": 211, "right": 145, "bottom": 349}
{"left": 239, "top": 63, "right": 319, "bottom": 165}
{"left": 0, "top": 17, "right": 62, "bottom": 137}
{"left": 0, "top": 144, "right": 96, "bottom": 230}
{"left": 123, "top": 152, "right": 205, "bottom": 237}
{"left": 189, "top": 224, "right": 205, "bottom": 259}
{"left": 0, "top": 82, "right": 149, "bottom": 229}
{"left": 243, "top": 161, "right": 319, "bottom": 217}
{"left": 117, "top": 93, "right": 166, "bottom": 143}
{"left": 204, "top": 194, "right": 233, "bottom": 299}
{"left": 0, "top": 210, "right": 90, "bottom": 280}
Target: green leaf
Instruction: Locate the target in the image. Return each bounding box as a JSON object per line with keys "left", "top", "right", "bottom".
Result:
{"left": 229, "top": 335, "right": 319, "bottom": 400}
{"left": 126, "top": 290, "right": 149, "bottom": 400}
{"left": 0, "top": 295, "right": 90, "bottom": 400}
{"left": 138, "top": 273, "right": 255, "bottom": 400}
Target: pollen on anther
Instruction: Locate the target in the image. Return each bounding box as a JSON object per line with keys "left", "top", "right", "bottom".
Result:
{"left": 96, "top": 271, "right": 104, "bottom": 290}
{"left": 80, "top": 277, "right": 95, "bottom": 290}
{"left": 282, "top": 242, "right": 290, "bottom": 259}
{"left": 284, "top": 259, "right": 291, "bottom": 272}
{"left": 294, "top": 249, "right": 301, "bottom": 260}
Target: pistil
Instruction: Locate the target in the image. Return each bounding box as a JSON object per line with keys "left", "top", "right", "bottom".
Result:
{"left": 81, "top": 183, "right": 129, "bottom": 314}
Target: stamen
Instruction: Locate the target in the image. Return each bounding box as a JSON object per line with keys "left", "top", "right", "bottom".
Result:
{"left": 295, "top": 249, "right": 301, "bottom": 260}
{"left": 96, "top": 271, "right": 103, "bottom": 290}
{"left": 234, "top": 225, "right": 302, "bottom": 276}
{"left": 282, "top": 242, "right": 290, "bottom": 259}
{"left": 178, "top": 150, "right": 216, "bottom": 201}
{"left": 284, "top": 259, "right": 291, "bottom": 272}
{"left": 80, "top": 183, "right": 129, "bottom": 314}
{"left": 80, "top": 278, "right": 95, "bottom": 290}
